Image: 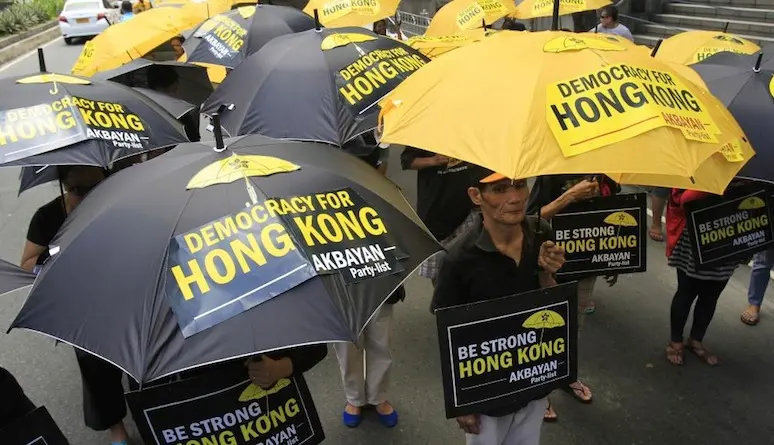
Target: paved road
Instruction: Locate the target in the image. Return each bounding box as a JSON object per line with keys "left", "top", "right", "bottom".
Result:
{"left": 2, "top": 38, "right": 774, "bottom": 445}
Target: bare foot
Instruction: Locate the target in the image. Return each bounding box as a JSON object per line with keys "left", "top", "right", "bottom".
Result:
{"left": 741, "top": 305, "right": 760, "bottom": 326}
{"left": 544, "top": 400, "right": 557, "bottom": 422}
{"left": 345, "top": 403, "right": 361, "bottom": 415}
{"left": 109, "top": 421, "right": 128, "bottom": 443}
{"left": 666, "top": 341, "right": 684, "bottom": 365}
{"left": 375, "top": 401, "right": 394, "bottom": 415}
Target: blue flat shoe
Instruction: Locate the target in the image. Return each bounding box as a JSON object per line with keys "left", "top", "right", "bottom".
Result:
{"left": 377, "top": 408, "right": 399, "bottom": 428}
{"left": 342, "top": 410, "right": 362, "bottom": 428}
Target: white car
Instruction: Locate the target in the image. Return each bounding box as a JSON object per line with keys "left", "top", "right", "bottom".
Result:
{"left": 58, "top": 0, "right": 114, "bottom": 44}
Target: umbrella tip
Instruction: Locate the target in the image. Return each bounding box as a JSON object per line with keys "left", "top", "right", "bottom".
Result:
{"left": 37, "top": 47, "right": 46, "bottom": 73}
{"left": 754, "top": 52, "right": 763, "bottom": 72}
{"left": 211, "top": 113, "right": 225, "bottom": 152}
{"left": 650, "top": 39, "right": 662, "bottom": 58}
{"left": 313, "top": 9, "right": 321, "bottom": 31}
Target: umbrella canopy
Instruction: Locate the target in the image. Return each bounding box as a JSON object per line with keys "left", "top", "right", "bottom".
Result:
{"left": 303, "top": 0, "right": 400, "bottom": 28}
{"left": 425, "top": 0, "right": 516, "bottom": 37}
{"left": 655, "top": 30, "right": 760, "bottom": 66}
{"left": 406, "top": 28, "right": 495, "bottom": 59}
{"left": 183, "top": 5, "right": 316, "bottom": 73}
{"left": 71, "top": 7, "right": 206, "bottom": 77}
{"left": 202, "top": 27, "right": 429, "bottom": 146}
{"left": 0, "top": 259, "right": 34, "bottom": 298}
{"left": 691, "top": 51, "right": 774, "bottom": 183}
{"left": 511, "top": 0, "right": 611, "bottom": 20}
{"left": 0, "top": 73, "right": 188, "bottom": 167}
{"left": 7, "top": 134, "right": 441, "bottom": 383}
{"left": 379, "top": 31, "right": 754, "bottom": 194}
{"left": 93, "top": 59, "right": 213, "bottom": 106}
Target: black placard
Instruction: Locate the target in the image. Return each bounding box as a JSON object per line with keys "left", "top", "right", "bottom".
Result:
{"left": 126, "top": 372, "right": 324, "bottom": 445}
{"left": 552, "top": 193, "right": 647, "bottom": 280}
{"left": 436, "top": 283, "right": 578, "bottom": 418}
{"left": 1, "top": 406, "right": 70, "bottom": 445}
{"left": 277, "top": 187, "right": 405, "bottom": 283}
{"left": 685, "top": 183, "right": 774, "bottom": 267}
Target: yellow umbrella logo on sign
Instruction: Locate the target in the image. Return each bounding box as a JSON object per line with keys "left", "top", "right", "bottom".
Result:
{"left": 542, "top": 35, "right": 625, "bottom": 53}
{"left": 320, "top": 33, "right": 377, "bottom": 51}
{"left": 769, "top": 75, "right": 774, "bottom": 100}
{"left": 738, "top": 197, "right": 766, "bottom": 210}
{"left": 523, "top": 310, "right": 566, "bottom": 329}
{"left": 604, "top": 211, "right": 638, "bottom": 227}
{"left": 238, "top": 378, "right": 291, "bottom": 401}
{"left": 187, "top": 155, "right": 301, "bottom": 189}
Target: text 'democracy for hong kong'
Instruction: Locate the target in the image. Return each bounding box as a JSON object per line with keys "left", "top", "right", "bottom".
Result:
{"left": 436, "top": 283, "right": 578, "bottom": 418}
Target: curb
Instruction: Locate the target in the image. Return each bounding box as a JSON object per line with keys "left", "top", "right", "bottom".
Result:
{"left": 0, "top": 21, "right": 61, "bottom": 67}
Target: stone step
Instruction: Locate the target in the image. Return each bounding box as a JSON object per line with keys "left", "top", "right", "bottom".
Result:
{"left": 664, "top": 2, "right": 774, "bottom": 22}
{"left": 639, "top": 23, "right": 774, "bottom": 45}
{"left": 701, "top": 0, "right": 774, "bottom": 7}
{"left": 653, "top": 13, "right": 774, "bottom": 38}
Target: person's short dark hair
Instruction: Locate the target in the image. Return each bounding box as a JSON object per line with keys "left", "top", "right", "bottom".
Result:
{"left": 56, "top": 165, "right": 76, "bottom": 186}
{"left": 120, "top": 0, "right": 132, "bottom": 13}
{"left": 601, "top": 5, "right": 618, "bottom": 21}
{"left": 147, "top": 65, "right": 179, "bottom": 91}
{"left": 501, "top": 18, "right": 526, "bottom": 31}
{"left": 560, "top": 28, "right": 574, "bottom": 32}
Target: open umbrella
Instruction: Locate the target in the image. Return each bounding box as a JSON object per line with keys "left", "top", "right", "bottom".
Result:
{"left": 691, "top": 50, "right": 774, "bottom": 183}
{"left": 303, "top": 0, "right": 401, "bottom": 28}
{"left": 511, "top": 0, "right": 610, "bottom": 20}
{"left": 202, "top": 26, "right": 429, "bottom": 146}
{"left": 93, "top": 59, "right": 213, "bottom": 106}
{"left": 655, "top": 30, "right": 760, "bottom": 66}
{"left": 0, "top": 72, "right": 188, "bottom": 167}
{"left": 71, "top": 6, "right": 207, "bottom": 77}
{"left": 6, "top": 131, "right": 440, "bottom": 383}
{"left": 182, "top": 4, "right": 316, "bottom": 77}
{"left": 424, "top": 0, "right": 516, "bottom": 37}
{"left": 0, "top": 259, "right": 34, "bottom": 297}
{"left": 406, "top": 28, "right": 496, "bottom": 59}
{"left": 379, "top": 31, "right": 755, "bottom": 194}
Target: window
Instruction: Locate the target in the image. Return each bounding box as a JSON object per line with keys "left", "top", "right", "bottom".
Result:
{"left": 64, "top": 1, "right": 100, "bottom": 11}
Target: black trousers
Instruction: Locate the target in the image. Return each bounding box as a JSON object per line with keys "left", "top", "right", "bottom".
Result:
{"left": 74, "top": 349, "right": 127, "bottom": 431}
{"left": 670, "top": 270, "right": 729, "bottom": 343}
{"left": 0, "top": 366, "right": 35, "bottom": 430}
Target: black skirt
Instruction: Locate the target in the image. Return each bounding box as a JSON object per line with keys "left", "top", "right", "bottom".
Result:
{"left": 0, "top": 366, "right": 35, "bottom": 430}
{"left": 74, "top": 349, "right": 127, "bottom": 431}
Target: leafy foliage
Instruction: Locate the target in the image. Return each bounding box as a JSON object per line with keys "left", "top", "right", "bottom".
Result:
{"left": 0, "top": 0, "right": 65, "bottom": 36}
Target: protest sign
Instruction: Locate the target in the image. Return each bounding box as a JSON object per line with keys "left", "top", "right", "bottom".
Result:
{"left": 332, "top": 41, "right": 428, "bottom": 115}
{"left": 1, "top": 406, "right": 70, "bottom": 445}
{"left": 436, "top": 283, "right": 578, "bottom": 418}
{"left": 685, "top": 183, "right": 774, "bottom": 267}
{"left": 277, "top": 187, "right": 405, "bottom": 284}
{"left": 126, "top": 370, "right": 324, "bottom": 445}
{"left": 552, "top": 193, "right": 647, "bottom": 279}
{"left": 544, "top": 48, "right": 720, "bottom": 157}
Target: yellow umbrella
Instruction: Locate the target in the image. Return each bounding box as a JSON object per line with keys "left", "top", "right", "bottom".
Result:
{"left": 155, "top": 0, "right": 240, "bottom": 22}
{"left": 425, "top": 0, "right": 515, "bottom": 37}
{"left": 71, "top": 7, "right": 206, "bottom": 76}
{"left": 656, "top": 30, "right": 760, "bottom": 65}
{"left": 303, "top": 0, "right": 400, "bottom": 27}
{"left": 406, "top": 28, "right": 496, "bottom": 59}
{"left": 512, "top": 0, "right": 610, "bottom": 20}
{"left": 523, "top": 310, "right": 566, "bottom": 329}
{"left": 379, "top": 31, "right": 755, "bottom": 194}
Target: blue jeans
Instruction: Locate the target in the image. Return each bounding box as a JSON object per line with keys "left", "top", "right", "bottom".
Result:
{"left": 748, "top": 249, "right": 774, "bottom": 307}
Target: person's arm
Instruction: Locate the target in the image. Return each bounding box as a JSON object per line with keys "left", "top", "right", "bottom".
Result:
{"left": 20, "top": 242, "right": 45, "bottom": 272}
{"left": 536, "top": 178, "right": 599, "bottom": 219}
{"left": 535, "top": 218, "right": 559, "bottom": 288}
{"left": 265, "top": 344, "right": 328, "bottom": 376}
{"left": 21, "top": 210, "right": 48, "bottom": 272}
{"left": 400, "top": 146, "right": 446, "bottom": 171}
{"left": 622, "top": 26, "right": 634, "bottom": 42}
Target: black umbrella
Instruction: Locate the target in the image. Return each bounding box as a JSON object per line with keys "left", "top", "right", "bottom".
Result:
{"left": 7, "top": 129, "right": 440, "bottom": 383}
{"left": 183, "top": 4, "right": 316, "bottom": 72}
{"left": 93, "top": 59, "right": 213, "bottom": 106}
{"left": 0, "top": 72, "right": 189, "bottom": 167}
{"left": 201, "top": 26, "right": 430, "bottom": 146}
{"left": 0, "top": 259, "right": 34, "bottom": 297}
{"left": 692, "top": 49, "right": 773, "bottom": 183}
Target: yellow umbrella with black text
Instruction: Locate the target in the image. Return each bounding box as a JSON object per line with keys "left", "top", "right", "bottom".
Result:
{"left": 303, "top": 0, "right": 401, "bottom": 27}
{"left": 202, "top": 26, "right": 430, "bottom": 147}
{"left": 406, "top": 28, "right": 497, "bottom": 59}
{"left": 511, "top": 0, "right": 611, "bottom": 20}
{"left": 6, "top": 128, "right": 442, "bottom": 384}
{"left": 379, "top": 31, "right": 755, "bottom": 194}
{"left": 655, "top": 30, "right": 760, "bottom": 66}
{"left": 424, "top": 0, "right": 516, "bottom": 37}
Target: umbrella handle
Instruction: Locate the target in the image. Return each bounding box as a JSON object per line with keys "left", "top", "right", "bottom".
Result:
{"left": 313, "top": 9, "right": 321, "bottom": 31}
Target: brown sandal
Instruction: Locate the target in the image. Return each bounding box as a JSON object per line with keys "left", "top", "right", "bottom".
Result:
{"left": 666, "top": 342, "right": 684, "bottom": 366}
{"left": 543, "top": 400, "right": 557, "bottom": 422}
{"left": 741, "top": 308, "right": 760, "bottom": 326}
{"left": 684, "top": 339, "right": 718, "bottom": 366}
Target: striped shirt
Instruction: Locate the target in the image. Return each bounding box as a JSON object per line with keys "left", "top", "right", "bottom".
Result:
{"left": 667, "top": 230, "right": 737, "bottom": 281}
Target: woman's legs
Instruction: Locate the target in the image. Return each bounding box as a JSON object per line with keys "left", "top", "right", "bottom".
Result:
{"left": 668, "top": 270, "right": 700, "bottom": 365}
{"left": 333, "top": 342, "right": 366, "bottom": 410}
{"left": 363, "top": 305, "right": 394, "bottom": 409}
{"left": 74, "top": 349, "right": 128, "bottom": 444}
{"left": 689, "top": 278, "right": 729, "bottom": 342}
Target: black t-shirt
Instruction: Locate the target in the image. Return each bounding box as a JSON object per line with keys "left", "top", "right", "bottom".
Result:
{"left": 400, "top": 147, "right": 475, "bottom": 240}
{"left": 431, "top": 214, "right": 555, "bottom": 417}
{"left": 26, "top": 196, "right": 67, "bottom": 265}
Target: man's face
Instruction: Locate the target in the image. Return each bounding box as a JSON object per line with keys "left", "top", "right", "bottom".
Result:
{"left": 469, "top": 179, "right": 529, "bottom": 225}
{"left": 171, "top": 39, "right": 184, "bottom": 58}
{"left": 65, "top": 167, "right": 105, "bottom": 202}
{"left": 374, "top": 22, "right": 387, "bottom": 35}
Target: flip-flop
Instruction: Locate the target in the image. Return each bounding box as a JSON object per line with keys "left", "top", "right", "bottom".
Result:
{"left": 666, "top": 342, "right": 684, "bottom": 366}
{"left": 685, "top": 340, "right": 719, "bottom": 367}
{"left": 563, "top": 381, "right": 593, "bottom": 404}
{"left": 741, "top": 309, "right": 760, "bottom": 326}
{"left": 649, "top": 228, "right": 664, "bottom": 242}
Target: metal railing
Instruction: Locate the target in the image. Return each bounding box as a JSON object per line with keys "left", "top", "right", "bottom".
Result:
{"left": 396, "top": 10, "right": 431, "bottom": 36}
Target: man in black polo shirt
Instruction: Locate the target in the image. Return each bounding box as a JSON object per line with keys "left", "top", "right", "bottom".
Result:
{"left": 432, "top": 169, "right": 565, "bottom": 445}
